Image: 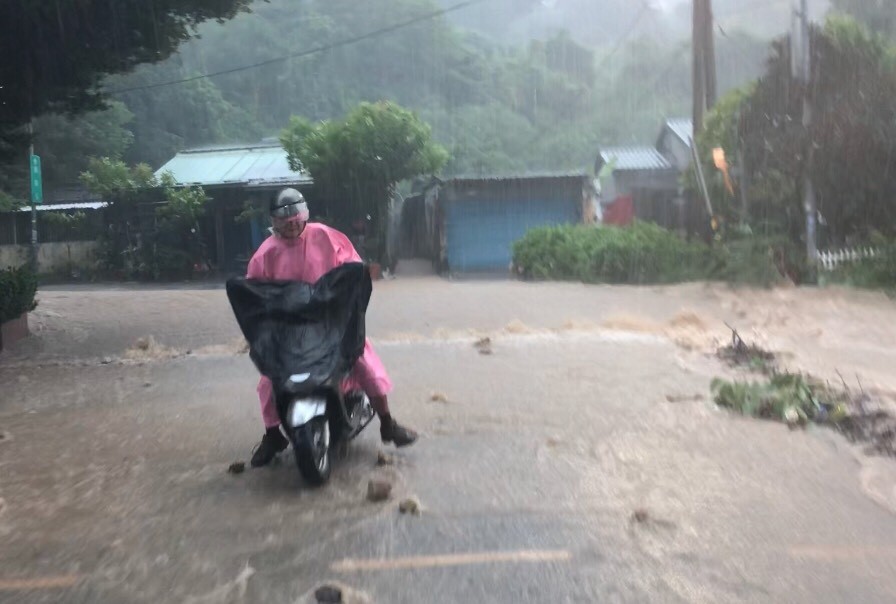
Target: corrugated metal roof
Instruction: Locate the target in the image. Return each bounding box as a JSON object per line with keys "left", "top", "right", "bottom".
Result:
{"left": 600, "top": 146, "right": 672, "bottom": 171}
{"left": 156, "top": 143, "right": 312, "bottom": 187}
{"left": 447, "top": 170, "right": 588, "bottom": 183}
{"left": 664, "top": 118, "right": 693, "bottom": 145}
{"left": 17, "top": 202, "right": 107, "bottom": 212}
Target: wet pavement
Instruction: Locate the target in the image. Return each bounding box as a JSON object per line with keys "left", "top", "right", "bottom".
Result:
{"left": 2, "top": 274, "right": 896, "bottom": 603}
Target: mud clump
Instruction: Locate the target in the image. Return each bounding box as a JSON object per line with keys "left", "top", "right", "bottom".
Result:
{"left": 429, "top": 391, "right": 449, "bottom": 404}
{"left": 474, "top": 336, "right": 493, "bottom": 355}
{"left": 299, "top": 583, "right": 372, "bottom": 604}
{"left": 376, "top": 451, "right": 394, "bottom": 467}
{"left": 399, "top": 497, "right": 422, "bottom": 516}
{"left": 315, "top": 585, "right": 343, "bottom": 603}
{"left": 227, "top": 462, "right": 246, "bottom": 475}
{"left": 367, "top": 479, "right": 392, "bottom": 502}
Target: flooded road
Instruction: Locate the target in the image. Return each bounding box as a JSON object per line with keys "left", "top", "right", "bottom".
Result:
{"left": 2, "top": 272, "right": 896, "bottom": 602}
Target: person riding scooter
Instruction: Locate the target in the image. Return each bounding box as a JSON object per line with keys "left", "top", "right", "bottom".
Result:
{"left": 246, "top": 188, "right": 417, "bottom": 467}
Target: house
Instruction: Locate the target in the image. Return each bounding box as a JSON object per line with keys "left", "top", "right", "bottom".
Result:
{"left": 156, "top": 140, "right": 313, "bottom": 273}
{"left": 420, "top": 172, "right": 593, "bottom": 274}
{"left": 0, "top": 186, "right": 107, "bottom": 274}
{"left": 595, "top": 118, "right": 693, "bottom": 232}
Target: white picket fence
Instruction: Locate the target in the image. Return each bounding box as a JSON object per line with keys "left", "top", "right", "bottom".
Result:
{"left": 817, "top": 247, "right": 880, "bottom": 271}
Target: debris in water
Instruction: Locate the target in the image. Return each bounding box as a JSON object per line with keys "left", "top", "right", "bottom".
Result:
{"left": 632, "top": 508, "right": 650, "bottom": 524}
{"left": 429, "top": 391, "right": 449, "bottom": 404}
{"left": 367, "top": 479, "right": 392, "bottom": 502}
{"left": 299, "top": 582, "right": 372, "bottom": 604}
{"left": 717, "top": 324, "right": 775, "bottom": 373}
{"left": 315, "top": 585, "right": 343, "bottom": 603}
{"left": 376, "top": 451, "right": 394, "bottom": 466}
{"left": 227, "top": 462, "right": 246, "bottom": 475}
{"left": 0, "top": 431, "right": 8, "bottom": 443}
{"left": 474, "top": 336, "right": 493, "bottom": 355}
{"left": 399, "top": 497, "right": 421, "bottom": 516}
{"left": 665, "top": 393, "right": 705, "bottom": 403}
{"left": 142, "top": 382, "right": 152, "bottom": 388}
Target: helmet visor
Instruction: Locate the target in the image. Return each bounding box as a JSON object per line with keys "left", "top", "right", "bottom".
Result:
{"left": 271, "top": 200, "right": 309, "bottom": 220}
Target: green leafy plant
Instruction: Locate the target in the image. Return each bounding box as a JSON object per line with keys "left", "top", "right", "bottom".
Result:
{"left": 0, "top": 266, "right": 38, "bottom": 323}
{"left": 80, "top": 158, "right": 210, "bottom": 280}
{"left": 711, "top": 373, "right": 849, "bottom": 426}
{"left": 512, "top": 222, "right": 715, "bottom": 284}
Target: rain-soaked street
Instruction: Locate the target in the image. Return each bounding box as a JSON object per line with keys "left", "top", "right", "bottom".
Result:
{"left": 3, "top": 265, "right": 896, "bottom": 603}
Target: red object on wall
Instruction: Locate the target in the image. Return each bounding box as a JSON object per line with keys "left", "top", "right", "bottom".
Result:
{"left": 603, "top": 195, "right": 634, "bottom": 226}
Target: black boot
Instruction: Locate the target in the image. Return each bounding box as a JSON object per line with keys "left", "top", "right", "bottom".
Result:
{"left": 251, "top": 427, "right": 289, "bottom": 467}
{"left": 380, "top": 415, "right": 418, "bottom": 448}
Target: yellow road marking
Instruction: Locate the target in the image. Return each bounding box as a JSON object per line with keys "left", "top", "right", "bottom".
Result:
{"left": 0, "top": 574, "right": 80, "bottom": 591}
{"left": 332, "top": 549, "right": 571, "bottom": 572}
{"left": 789, "top": 545, "right": 896, "bottom": 560}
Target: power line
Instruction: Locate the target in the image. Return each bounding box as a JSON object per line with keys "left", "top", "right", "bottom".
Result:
{"left": 106, "top": 0, "right": 492, "bottom": 96}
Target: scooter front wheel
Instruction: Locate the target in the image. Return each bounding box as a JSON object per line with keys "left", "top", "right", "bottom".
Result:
{"left": 293, "top": 417, "right": 331, "bottom": 486}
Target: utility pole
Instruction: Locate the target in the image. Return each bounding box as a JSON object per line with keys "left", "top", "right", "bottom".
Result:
{"left": 692, "top": 0, "right": 717, "bottom": 136}
{"left": 28, "top": 120, "right": 38, "bottom": 272}
{"left": 693, "top": 0, "right": 706, "bottom": 135}
{"left": 794, "top": 0, "right": 817, "bottom": 276}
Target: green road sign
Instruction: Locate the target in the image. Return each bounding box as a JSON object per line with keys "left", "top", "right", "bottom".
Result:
{"left": 30, "top": 154, "right": 42, "bottom": 204}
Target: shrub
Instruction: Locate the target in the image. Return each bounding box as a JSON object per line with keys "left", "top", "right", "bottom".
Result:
{"left": 0, "top": 266, "right": 38, "bottom": 323}
{"left": 712, "top": 232, "right": 807, "bottom": 287}
{"left": 512, "top": 222, "right": 714, "bottom": 284}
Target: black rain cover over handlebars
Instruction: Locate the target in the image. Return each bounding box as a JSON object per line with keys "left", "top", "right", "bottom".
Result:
{"left": 226, "top": 263, "right": 373, "bottom": 388}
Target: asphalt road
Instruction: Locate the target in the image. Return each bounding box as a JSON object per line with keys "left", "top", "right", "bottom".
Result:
{"left": 2, "top": 274, "right": 896, "bottom": 603}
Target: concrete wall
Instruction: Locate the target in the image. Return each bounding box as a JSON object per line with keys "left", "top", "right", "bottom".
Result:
{"left": 0, "top": 241, "right": 100, "bottom": 274}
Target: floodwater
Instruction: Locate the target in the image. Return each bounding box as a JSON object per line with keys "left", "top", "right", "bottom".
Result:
{"left": 2, "top": 271, "right": 896, "bottom": 602}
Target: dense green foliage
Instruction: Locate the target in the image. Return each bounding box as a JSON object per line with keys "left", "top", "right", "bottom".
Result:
{"left": 1, "top": 0, "right": 773, "bottom": 205}
{"left": 0, "top": 0, "right": 250, "bottom": 203}
{"left": 0, "top": 266, "right": 38, "bottom": 323}
{"left": 512, "top": 222, "right": 714, "bottom": 284}
{"left": 512, "top": 223, "right": 814, "bottom": 287}
{"left": 693, "top": 16, "right": 896, "bottom": 251}
{"left": 80, "top": 158, "right": 211, "bottom": 280}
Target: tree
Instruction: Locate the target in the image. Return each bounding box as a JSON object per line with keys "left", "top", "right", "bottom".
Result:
{"left": 0, "top": 0, "right": 250, "bottom": 203}
{"left": 33, "top": 102, "right": 135, "bottom": 188}
{"left": 0, "top": 0, "right": 250, "bottom": 129}
{"left": 281, "top": 101, "right": 448, "bottom": 261}
{"left": 110, "top": 62, "right": 263, "bottom": 167}
{"left": 829, "top": 0, "right": 896, "bottom": 38}
{"left": 80, "top": 158, "right": 211, "bottom": 279}
{"left": 699, "top": 16, "right": 896, "bottom": 245}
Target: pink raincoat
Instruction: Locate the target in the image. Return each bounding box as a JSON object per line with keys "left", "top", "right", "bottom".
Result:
{"left": 246, "top": 223, "right": 392, "bottom": 428}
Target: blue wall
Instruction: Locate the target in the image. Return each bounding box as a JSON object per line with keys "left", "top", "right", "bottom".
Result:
{"left": 445, "top": 197, "right": 578, "bottom": 272}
